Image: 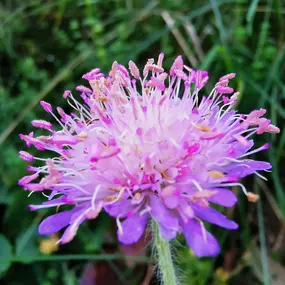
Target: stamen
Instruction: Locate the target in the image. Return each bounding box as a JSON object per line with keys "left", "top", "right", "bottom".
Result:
{"left": 192, "top": 180, "right": 204, "bottom": 192}
{"left": 220, "top": 183, "right": 248, "bottom": 195}
{"left": 247, "top": 192, "right": 259, "bottom": 202}
{"left": 238, "top": 143, "right": 269, "bottom": 158}
{"left": 193, "top": 124, "right": 211, "bottom": 132}
{"left": 91, "top": 185, "right": 101, "bottom": 210}
{"left": 198, "top": 219, "right": 207, "bottom": 242}
{"left": 254, "top": 172, "right": 268, "bottom": 181}
{"left": 139, "top": 206, "right": 151, "bottom": 216}
{"left": 116, "top": 217, "right": 123, "bottom": 234}
{"left": 208, "top": 170, "right": 225, "bottom": 179}
{"left": 104, "top": 187, "right": 125, "bottom": 205}
{"left": 134, "top": 192, "right": 142, "bottom": 200}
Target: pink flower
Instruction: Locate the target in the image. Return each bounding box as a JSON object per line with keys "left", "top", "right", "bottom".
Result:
{"left": 19, "top": 54, "right": 279, "bottom": 257}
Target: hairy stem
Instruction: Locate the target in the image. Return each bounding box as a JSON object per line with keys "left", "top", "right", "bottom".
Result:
{"left": 152, "top": 220, "right": 179, "bottom": 285}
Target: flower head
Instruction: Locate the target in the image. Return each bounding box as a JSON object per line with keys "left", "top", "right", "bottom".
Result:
{"left": 19, "top": 54, "right": 279, "bottom": 257}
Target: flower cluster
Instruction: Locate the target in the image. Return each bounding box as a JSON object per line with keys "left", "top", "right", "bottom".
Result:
{"left": 19, "top": 54, "right": 279, "bottom": 257}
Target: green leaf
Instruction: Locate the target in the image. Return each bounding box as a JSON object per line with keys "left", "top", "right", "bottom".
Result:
{"left": 210, "top": 0, "right": 226, "bottom": 44}
{"left": 246, "top": 0, "right": 260, "bottom": 33}
{"left": 200, "top": 44, "right": 219, "bottom": 70}
{"left": 62, "top": 263, "right": 77, "bottom": 285}
{"left": 0, "top": 185, "right": 12, "bottom": 205}
{"left": 4, "top": 191, "right": 35, "bottom": 236}
{"left": 255, "top": 181, "right": 271, "bottom": 285}
{"left": 15, "top": 221, "right": 40, "bottom": 263}
{"left": 0, "top": 234, "right": 13, "bottom": 276}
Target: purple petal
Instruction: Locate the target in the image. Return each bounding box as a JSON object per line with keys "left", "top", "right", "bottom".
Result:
{"left": 39, "top": 211, "right": 72, "bottom": 235}
{"left": 246, "top": 160, "right": 272, "bottom": 170}
{"left": 104, "top": 199, "right": 132, "bottom": 218}
{"left": 163, "top": 195, "right": 179, "bottom": 209}
{"left": 150, "top": 195, "right": 179, "bottom": 230}
{"left": 225, "top": 160, "right": 271, "bottom": 178}
{"left": 118, "top": 213, "right": 149, "bottom": 245}
{"left": 29, "top": 196, "right": 74, "bottom": 211}
{"left": 230, "top": 140, "right": 254, "bottom": 157}
{"left": 208, "top": 189, "right": 237, "bottom": 207}
{"left": 69, "top": 204, "right": 90, "bottom": 224}
{"left": 192, "top": 204, "right": 238, "bottom": 230}
{"left": 159, "top": 224, "right": 177, "bottom": 240}
{"left": 60, "top": 224, "right": 78, "bottom": 244}
{"left": 60, "top": 207, "right": 89, "bottom": 244}
{"left": 181, "top": 219, "right": 220, "bottom": 257}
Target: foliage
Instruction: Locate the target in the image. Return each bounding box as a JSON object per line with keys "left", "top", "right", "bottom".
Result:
{"left": 0, "top": 0, "right": 284, "bottom": 284}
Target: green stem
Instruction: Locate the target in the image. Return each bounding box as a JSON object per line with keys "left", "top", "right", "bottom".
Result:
{"left": 0, "top": 254, "right": 152, "bottom": 264}
{"left": 152, "top": 220, "right": 179, "bottom": 285}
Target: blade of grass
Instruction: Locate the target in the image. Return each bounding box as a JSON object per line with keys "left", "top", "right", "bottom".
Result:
{"left": 101, "top": 249, "right": 129, "bottom": 284}
{"left": 275, "top": 77, "right": 285, "bottom": 99}
{"left": 139, "top": 0, "right": 243, "bottom": 54}
{"left": 0, "top": 1, "right": 166, "bottom": 146}
{"left": 255, "top": 179, "right": 271, "bottom": 285}
{"left": 269, "top": 146, "right": 285, "bottom": 211}
{"left": 270, "top": 87, "right": 278, "bottom": 143}
{"left": 15, "top": 221, "right": 38, "bottom": 256}
{"left": 155, "top": 0, "right": 244, "bottom": 43}
{"left": 162, "top": 11, "right": 198, "bottom": 66}
{"left": 241, "top": 75, "right": 285, "bottom": 119}
{"left": 209, "top": 0, "right": 234, "bottom": 71}
{"left": 254, "top": 0, "right": 273, "bottom": 62}
{"left": 246, "top": 0, "right": 260, "bottom": 34}
{"left": 0, "top": 0, "right": 41, "bottom": 28}
{"left": 0, "top": 254, "right": 152, "bottom": 264}
{"left": 257, "top": 178, "right": 285, "bottom": 225}
{"left": 183, "top": 19, "right": 205, "bottom": 61}
{"left": 62, "top": 263, "right": 77, "bottom": 285}
{"left": 122, "top": 0, "right": 159, "bottom": 39}
{"left": 264, "top": 44, "right": 285, "bottom": 92}
{"left": 124, "top": 29, "right": 168, "bottom": 60}
{"left": 273, "top": 0, "right": 282, "bottom": 25}
{"left": 209, "top": 0, "right": 226, "bottom": 44}
{"left": 273, "top": 0, "right": 285, "bottom": 44}
{"left": 199, "top": 44, "right": 219, "bottom": 70}
{"left": 238, "top": 190, "right": 250, "bottom": 245}
{"left": 276, "top": 129, "right": 285, "bottom": 165}
{"left": 182, "top": 0, "right": 244, "bottom": 22}
{"left": 0, "top": 48, "right": 92, "bottom": 145}
{"left": 132, "top": 0, "right": 159, "bottom": 23}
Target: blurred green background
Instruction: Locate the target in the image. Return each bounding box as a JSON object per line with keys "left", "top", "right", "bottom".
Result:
{"left": 0, "top": 0, "right": 285, "bottom": 284}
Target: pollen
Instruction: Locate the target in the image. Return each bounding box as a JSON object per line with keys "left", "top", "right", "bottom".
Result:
{"left": 108, "top": 187, "right": 121, "bottom": 192}
{"left": 99, "top": 97, "right": 108, "bottom": 103}
{"left": 161, "top": 171, "right": 172, "bottom": 181}
{"left": 104, "top": 195, "right": 121, "bottom": 202}
{"left": 191, "top": 190, "right": 218, "bottom": 203}
{"left": 208, "top": 170, "right": 225, "bottom": 179}
{"left": 87, "top": 118, "right": 99, "bottom": 125}
{"left": 194, "top": 124, "right": 211, "bottom": 132}
{"left": 134, "top": 192, "right": 142, "bottom": 200}
{"left": 77, "top": 132, "right": 88, "bottom": 140}
{"left": 39, "top": 235, "right": 59, "bottom": 255}
{"left": 247, "top": 192, "right": 260, "bottom": 202}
